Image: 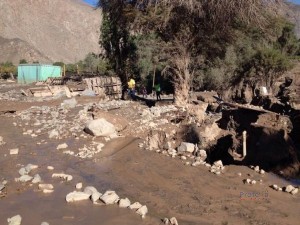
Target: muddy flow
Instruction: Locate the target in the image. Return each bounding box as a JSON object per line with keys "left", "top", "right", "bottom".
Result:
{"left": 0, "top": 81, "right": 300, "bottom": 225}
{"left": 0, "top": 115, "right": 159, "bottom": 225}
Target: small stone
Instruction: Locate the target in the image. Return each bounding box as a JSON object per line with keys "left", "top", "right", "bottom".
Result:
{"left": 100, "top": 190, "right": 119, "bottom": 205}
{"left": 0, "top": 184, "right": 5, "bottom": 191}
{"left": 185, "top": 162, "right": 190, "bottom": 165}
{"left": 39, "top": 184, "right": 54, "bottom": 190}
{"left": 91, "top": 192, "right": 102, "bottom": 203}
{"left": 47, "top": 166, "right": 54, "bottom": 170}
{"left": 163, "top": 218, "right": 170, "bottom": 224}
{"left": 18, "top": 167, "right": 27, "bottom": 176}
{"left": 76, "top": 183, "right": 83, "bottom": 189}
{"left": 250, "top": 180, "right": 257, "bottom": 185}
{"left": 10, "top": 148, "right": 19, "bottom": 155}
{"left": 83, "top": 186, "right": 98, "bottom": 196}
{"left": 260, "top": 169, "right": 265, "bottom": 175}
{"left": 119, "top": 198, "right": 131, "bottom": 208}
{"left": 32, "top": 174, "right": 42, "bottom": 184}
{"left": 66, "top": 191, "right": 90, "bottom": 202}
{"left": 52, "top": 173, "right": 73, "bottom": 181}
{"left": 213, "top": 160, "right": 223, "bottom": 168}
{"left": 7, "top": 215, "right": 22, "bottom": 225}
{"left": 41, "top": 222, "right": 49, "bottom": 225}
{"left": 215, "top": 171, "right": 221, "bottom": 175}
{"left": 49, "top": 130, "right": 59, "bottom": 139}
{"left": 25, "top": 164, "right": 38, "bottom": 172}
{"left": 136, "top": 205, "right": 148, "bottom": 218}
{"left": 291, "top": 188, "right": 298, "bottom": 195}
{"left": 170, "top": 217, "right": 179, "bottom": 225}
{"left": 129, "top": 202, "right": 142, "bottom": 210}
{"left": 181, "top": 156, "right": 187, "bottom": 160}
{"left": 56, "top": 143, "right": 68, "bottom": 150}
{"left": 177, "top": 142, "right": 195, "bottom": 153}
{"left": 285, "top": 185, "right": 295, "bottom": 193}
{"left": 43, "top": 189, "right": 54, "bottom": 194}
{"left": 272, "top": 184, "right": 278, "bottom": 190}
{"left": 245, "top": 179, "right": 251, "bottom": 184}
{"left": 237, "top": 173, "right": 242, "bottom": 176}
{"left": 254, "top": 166, "right": 260, "bottom": 172}
{"left": 15, "top": 175, "right": 33, "bottom": 182}
{"left": 205, "top": 163, "right": 211, "bottom": 167}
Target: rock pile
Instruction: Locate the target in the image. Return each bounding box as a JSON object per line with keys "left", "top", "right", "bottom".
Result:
{"left": 65, "top": 185, "right": 148, "bottom": 218}
{"left": 271, "top": 184, "right": 299, "bottom": 195}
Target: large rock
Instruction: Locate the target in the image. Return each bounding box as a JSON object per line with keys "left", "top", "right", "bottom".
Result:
{"left": 136, "top": 205, "right": 148, "bottom": 218}
{"left": 285, "top": 185, "right": 295, "bottom": 193}
{"left": 91, "top": 192, "right": 102, "bottom": 203}
{"left": 61, "top": 98, "right": 77, "bottom": 109}
{"left": 177, "top": 142, "right": 195, "bottom": 153}
{"left": 100, "top": 190, "right": 119, "bottom": 205}
{"left": 84, "top": 119, "right": 117, "bottom": 137}
{"left": 119, "top": 198, "right": 131, "bottom": 208}
{"left": 66, "top": 191, "right": 90, "bottom": 202}
{"left": 83, "top": 186, "right": 98, "bottom": 196}
{"left": 15, "top": 175, "right": 33, "bottom": 182}
{"left": 7, "top": 215, "right": 22, "bottom": 225}
{"left": 129, "top": 202, "right": 142, "bottom": 210}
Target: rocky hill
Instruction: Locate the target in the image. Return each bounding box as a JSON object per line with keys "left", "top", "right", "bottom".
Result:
{"left": 286, "top": 2, "right": 300, "bottom": 38}
{"left": 0, "top": 0, "right": 102, "bottom": 64}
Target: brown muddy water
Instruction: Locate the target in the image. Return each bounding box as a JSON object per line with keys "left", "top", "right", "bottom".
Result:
{"left": 1, "top": 102, "right": 300, "bottom": 225}
{"left": 0, "top": 115, "right": 159, "bottom": 225}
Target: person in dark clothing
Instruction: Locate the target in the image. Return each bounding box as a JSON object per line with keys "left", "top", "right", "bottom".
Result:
{"left": 154, "top": 83, "right": 161, "bottom": 101}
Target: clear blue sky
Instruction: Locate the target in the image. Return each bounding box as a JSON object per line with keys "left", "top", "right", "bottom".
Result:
{"left": 83, "top": 0, "right": 300, "bottom": 7}
{"left": 83, "top": 0, "right": 98, "bottom": 6}
{"left": 289, "top": 0, "right": 300, "bottom": 4}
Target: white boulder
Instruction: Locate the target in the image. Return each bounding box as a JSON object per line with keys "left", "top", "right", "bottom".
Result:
{"left": 83, "top": 186, "right": 98, "bottom": 196}
{"left": 177, "top": 142, "right": 195, "bottom": 153}
{"left": 119, "top": 198, "right": 131, "bottom": 208}
{"left": 7, "top": 215, "right": 22, "bottom": 225}
{"left": 66, "top": 191, "right": 90, "bottom": 202}
{"left": 100, "top": 190, "right": 119, "bottom": 205}
{"left": 136, "top": 205, "right": 148, "bottom": 218}
{"left": 84, "top": 119, "right": 117, "bottom": 137}
{"left": 129, "top": 202, "right": 142, "bottom": 210}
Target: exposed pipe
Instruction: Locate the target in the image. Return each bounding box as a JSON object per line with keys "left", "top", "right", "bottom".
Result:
{"left": 243, "top": 130, "right": 247, "bottom": 158}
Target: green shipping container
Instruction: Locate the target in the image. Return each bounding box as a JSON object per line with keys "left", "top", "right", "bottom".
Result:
{"left": 18, "top": 64, "right": 62, "bottom": 84}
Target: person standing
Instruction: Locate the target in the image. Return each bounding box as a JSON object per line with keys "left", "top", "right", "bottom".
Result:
{"left": 140, "top": 85, "right": 147, "bottom": 98}
{"left": 154, "top": 83, "right": 161, "bottom": 101}
{"left": 127, "top": 77, "right": 136, "bottom": 98}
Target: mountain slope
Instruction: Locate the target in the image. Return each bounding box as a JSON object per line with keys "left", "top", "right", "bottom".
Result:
{"left": 0, "top": 0, "right": 102, "bottom": 64}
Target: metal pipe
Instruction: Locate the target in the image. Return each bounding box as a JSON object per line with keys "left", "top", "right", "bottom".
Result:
{"left": 243, "top": 131, "right": 247, "bottom": 158}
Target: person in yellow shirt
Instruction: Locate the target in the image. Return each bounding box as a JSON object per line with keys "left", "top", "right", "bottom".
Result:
{"left": 127, "top": 77, "right": 136, "bottom": 98}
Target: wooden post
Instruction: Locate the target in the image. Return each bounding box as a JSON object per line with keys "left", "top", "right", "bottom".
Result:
{"left": 63, "top": 64, "right": 66, "bottom": 77}
{"left": 243, "top": 131, "right": 247, "bottom": 158}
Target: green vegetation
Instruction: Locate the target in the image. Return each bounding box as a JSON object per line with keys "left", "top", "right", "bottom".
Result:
{"left": 98, "top": 0, "right": 300, "bottom": 104}
{"left": 52, "top": 53, "right": 111, "bottom": 74}
{"left": 0, "top": 61, "right": 17, "bottom": 79}
{"left": 19, "top": 59, "right": 28, "bottom": 64}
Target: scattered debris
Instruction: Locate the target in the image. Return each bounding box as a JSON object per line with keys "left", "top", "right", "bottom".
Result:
{"left": 9, "top": 148, "right": 19, "bottom": 155}
{"left": 52, "top": 173, "right": 73, "bottom": 181}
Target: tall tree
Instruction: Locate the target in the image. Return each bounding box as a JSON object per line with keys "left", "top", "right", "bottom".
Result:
{"left": 99, "top": 0, "right": 137, "bottom": 86}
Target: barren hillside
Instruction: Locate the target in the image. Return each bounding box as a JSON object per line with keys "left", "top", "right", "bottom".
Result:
{"left": 0, "top": 0, "right": 102, "bottom": 64}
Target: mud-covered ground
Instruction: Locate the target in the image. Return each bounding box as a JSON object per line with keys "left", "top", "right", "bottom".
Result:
{"left": 0, "top": 81, "right": 299, "bottom": 225}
